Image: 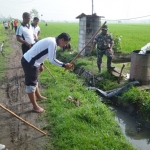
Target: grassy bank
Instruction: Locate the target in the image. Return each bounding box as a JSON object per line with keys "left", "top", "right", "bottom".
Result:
{"left": 39, "top": 61, "right": 134, "bottom": 150}
{"left": 38, "top": 22, "right": 150, "bottom": 149}
{"left": 56, "top": 50, "right": 150, "bottom": 121}
{"left": 0, "top": 24, "right": 11, "bottom": 81}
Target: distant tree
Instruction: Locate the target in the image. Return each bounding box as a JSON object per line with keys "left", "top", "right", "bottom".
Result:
{"left": 30, "top": 8, "right": 39, "bottom": 19}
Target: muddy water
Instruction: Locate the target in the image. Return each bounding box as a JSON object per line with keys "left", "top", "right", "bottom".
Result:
{"left": 114, "top": 107, "right": 150, "bottom": 150}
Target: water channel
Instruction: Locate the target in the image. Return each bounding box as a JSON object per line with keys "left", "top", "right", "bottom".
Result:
{"left": 114, "top": 107, "right": 150, "bottom": 150}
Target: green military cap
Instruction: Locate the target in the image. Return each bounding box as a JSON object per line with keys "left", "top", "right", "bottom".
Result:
{"left": 101, "top": 25, "right": 108, "bottom": 30}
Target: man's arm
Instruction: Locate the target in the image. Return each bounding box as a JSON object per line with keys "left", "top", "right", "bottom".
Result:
{"left": 37, "top": 31, "right": 40, "bottom": 37}
{"left": 110, "top": 43, "right": 114, "bottom": 50}
{"left": 16, "top": 36, "right": 31, "bottom": 48}
{"left": 109, "top": 34, "right": 114, "bottom": 53}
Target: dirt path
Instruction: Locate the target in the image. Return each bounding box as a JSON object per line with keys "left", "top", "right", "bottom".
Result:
{"left": 0, "top": 32, "right": 48, "bottom": 150}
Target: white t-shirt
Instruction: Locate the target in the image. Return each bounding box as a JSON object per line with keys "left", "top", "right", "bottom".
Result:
{"left": 23, "top": 37, "right": 64, "bottom": 67}
{"left": 4, "top": 22, "right": 8, "bottom": 27}
{"left": 31, "top": 24, "right": 40, "bottom": 39}
{"left": 16, "top": 24, "right": 35, "bottom": 44}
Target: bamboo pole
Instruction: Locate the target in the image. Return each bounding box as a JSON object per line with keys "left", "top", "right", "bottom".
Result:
{"left": 0, "top": 104, "right": 47, "bottom": 135}
{"left": 43, "top": 64, "right": 56, "bottom": 81}
{"left": 70, "top": 21, "right": 106, "bottom": 64}
{"left": 64, "top": 21, "right": 106, "bottom": 72}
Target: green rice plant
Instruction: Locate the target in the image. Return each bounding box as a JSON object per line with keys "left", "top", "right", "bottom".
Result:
{"left": 39, "top": 22, "right": 150, "bottom": 54}
{"left": 109, "top": 24, "right": 150, "bottom": 53}
{"left": 39, "top": 22, "right": 79, "bottom": 50}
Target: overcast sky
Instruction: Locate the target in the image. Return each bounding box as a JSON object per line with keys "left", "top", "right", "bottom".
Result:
{"left": 0, "top": 0, "right": 150, "bottom": 22}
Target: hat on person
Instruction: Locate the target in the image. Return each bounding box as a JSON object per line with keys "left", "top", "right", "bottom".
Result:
{"left": 101, "top": 25, "right": 108, "bottom": 30}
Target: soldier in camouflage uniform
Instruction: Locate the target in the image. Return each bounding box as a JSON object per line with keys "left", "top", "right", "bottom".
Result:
{"left": 90, "top": 25, "right": 115, "bottom": 73}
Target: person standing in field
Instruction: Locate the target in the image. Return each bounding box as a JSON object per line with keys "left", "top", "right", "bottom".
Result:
{"left": 16, "top": 12, "right": 35, "bottom": 54}
{"left": 8, "top": 21, "right": 10, "bottom": 29}
{"left": 3, "top": 21, "right": 8, "bottom": 30}
{"left": 14, "top": 19, "right": 19, "bottom": 33}
{"left": 31, "top": 17, "right": 40, "bottom": 42}
{"left": 21, "top": 33, "right": 73, "bottom": 113}
{"left": 11, "top": 20, "right": 14, "bottom": 30}
{"left": 90, "top": 25, "right": 114, "bottom": 73}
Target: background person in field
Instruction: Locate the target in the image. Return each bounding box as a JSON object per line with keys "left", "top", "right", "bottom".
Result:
{"left": 31, "top": 17, "right": 40, "bottom": 42}
{"left": 90, "top": 25, "right": 114, "bottom": 73}
{"left": 21, "top": 33, "right": 73, "bottom": 113}
{"left": 3, "top": 21, "right": 8, "bottom": 30}
{"left": 14, "top": 19, "right": 19, "bottom": 33}
{"left": 11, "top": 20, "right": 14, "bottom": 30}
{"left": 8, "top": 21, "right": 10, "bottom": 29}
{"left": 16, "top": 12, "right": 35, "bottom": 54}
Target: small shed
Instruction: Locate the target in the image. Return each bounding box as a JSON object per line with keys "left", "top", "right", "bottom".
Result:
{"left": 76, "top": 13, "right": 104, "bottom": 55}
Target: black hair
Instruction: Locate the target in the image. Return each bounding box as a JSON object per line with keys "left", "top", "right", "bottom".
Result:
{"left": 57, "top": 33, "right": 71, "bottom": 41}
{"left": 22, "top": 12, "right": 30, "bottom": 18}
{"left": 33, "top": 17, "right": 39, "bottom": 21}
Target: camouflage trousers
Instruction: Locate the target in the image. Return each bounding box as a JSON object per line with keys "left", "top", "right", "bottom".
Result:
{"left": 97, "top": 49, "right": 114, "bottom": 70}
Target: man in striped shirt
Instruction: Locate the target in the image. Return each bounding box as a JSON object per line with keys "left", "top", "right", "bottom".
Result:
{"left": 21, "top": 33, "right": 72, "bottom": 113}
{"left": 16, "top": 12, "right": 35, "bottom": 54}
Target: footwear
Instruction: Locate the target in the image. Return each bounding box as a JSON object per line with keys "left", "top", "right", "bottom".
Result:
{"left": 99, "top": 68, "right": 102, "bottom": 74}
{"left": 107, "top": 66, "right": 115, "bottom": 70}
{"left": 0, "top": 144, "right": 5, "bottom": 150}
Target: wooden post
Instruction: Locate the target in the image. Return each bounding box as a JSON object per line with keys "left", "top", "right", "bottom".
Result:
{"left": 118, "top": 64, "right": 125, "bottom": 84}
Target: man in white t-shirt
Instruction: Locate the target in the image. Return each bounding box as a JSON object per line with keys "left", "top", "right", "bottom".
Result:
{"left": 31, "top": 17, "right": 40, "bottom": 42}
{"left": 3, "top": 21, "right": 8, "bottom": 30}
{"left": 21, "top": 33, "right": 73, "bottom": 113}
{"left": 16, "top": 12, "right": 35, "bottom": 54}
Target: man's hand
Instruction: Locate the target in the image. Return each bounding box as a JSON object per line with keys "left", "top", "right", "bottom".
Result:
{"left": 108, "top": 48, "right": 114, "bottom": 55}
{"left": 65, "top": 63, "right": 74, "bottom": 70}
{"left": 39, "top": 65, "right": 44, "bottom": 72}
{"left": 34, "top": 34, "right": 38, "bottom": 42}
{"left": 25, "top": 42, "right": 31, "bottom": 48}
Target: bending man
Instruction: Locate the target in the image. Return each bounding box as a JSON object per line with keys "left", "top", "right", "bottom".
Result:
{"left": 21, "top": 33, "right": 73, "bottom": 113}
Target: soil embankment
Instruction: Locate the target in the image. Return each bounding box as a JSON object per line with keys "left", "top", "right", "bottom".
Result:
{"left": 0, "top": 33, "right": 47, "bottom": 150}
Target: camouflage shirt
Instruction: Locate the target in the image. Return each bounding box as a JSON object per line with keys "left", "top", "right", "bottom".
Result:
{"left": 93, "top": 32, "right": 114, "bottom": 50}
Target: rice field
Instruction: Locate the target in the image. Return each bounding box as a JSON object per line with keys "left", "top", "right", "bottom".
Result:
{"left": 39, "top": 22, "right": 150, "bottom": 53}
